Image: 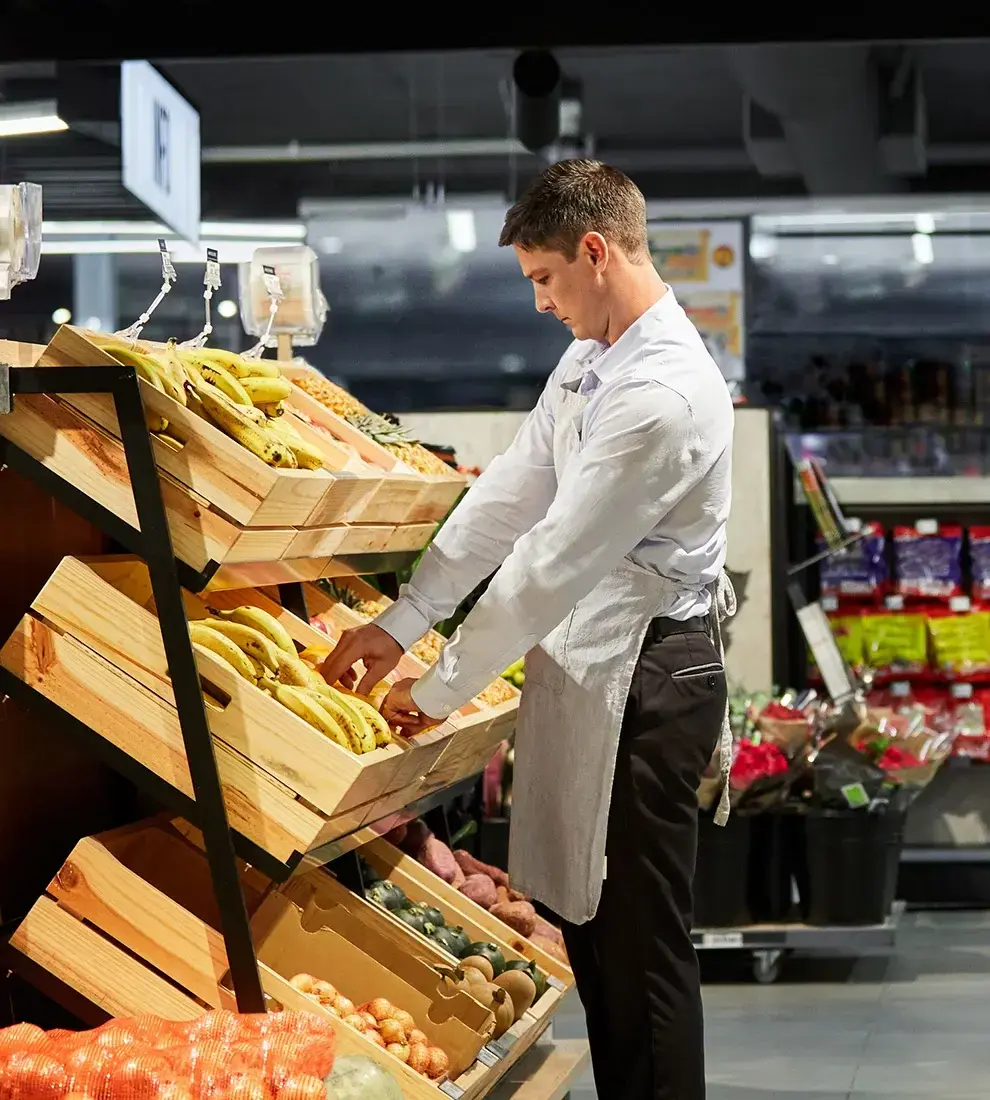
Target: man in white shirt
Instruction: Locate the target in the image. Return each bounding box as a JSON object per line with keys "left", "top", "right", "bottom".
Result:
{"left": 322, "top": 159, "right": 734, "bottom": 1100}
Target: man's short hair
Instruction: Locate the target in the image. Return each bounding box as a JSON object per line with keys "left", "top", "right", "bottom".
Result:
{"left": 499, "top": 159, "right": 650, "bottom": 260}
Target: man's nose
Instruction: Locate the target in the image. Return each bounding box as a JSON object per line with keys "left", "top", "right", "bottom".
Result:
{"left": 534, "top": 289, "right": 554, "bottom": 313}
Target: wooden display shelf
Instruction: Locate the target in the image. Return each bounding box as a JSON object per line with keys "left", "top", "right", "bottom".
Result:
{"left": 8, "top": 818, "right": 565, "bottom": 1099}
{"left": 360, "top": 837, "right": 574, "bottom": 998}
{"left": 0, "top": 555, "right": 508, "bottom": 865}
{"left": 282, "top": 362, "right": 467, "bottom": 524}
{"left": 487, "top": 1039, "right": 590, "bottom": 1100}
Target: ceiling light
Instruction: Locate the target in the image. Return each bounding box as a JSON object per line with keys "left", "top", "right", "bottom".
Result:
{"left": 748, "top": 232, "right": 776, "bottom": 261}
{"left": 216, "top": 299, "right": 238, "bottom": 319}
{"left": 914, "top": 213, "right": 935, "bottom": 235}
{"left": 41, "top": 239, "right": 303, "bottom": 263}
{"left": 41, "top": 219, "right": 305, "bottom": 240}
{"left": 51, "top": 307, "right": 71, "bottom": 324}
{"left": 912, "top": 233, "right": 934, "bottom": 265}
{"left": 0, "top": 99, "right": 67, "bottom": 138}
{"left": 83, "top": 316, "right": 104, "bottom": 330}
{"left": 446, "top": 210, "right": 477, "bottom": 253}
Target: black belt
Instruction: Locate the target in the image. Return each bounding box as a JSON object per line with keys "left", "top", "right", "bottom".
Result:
{"left": 645, "top": 615, "right": 709, "bottom": 645}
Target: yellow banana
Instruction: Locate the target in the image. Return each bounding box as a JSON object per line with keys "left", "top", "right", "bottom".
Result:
{"left": 196, "top": 618, "right": 282, "bottom": 672}
{"left": 298, "top": 643, "right": 332, "bottom": 667}
{"left": 303, "top": 688, "right": 370, "bottom": 754}
{"left": 190, "top": 641, "right": 245, "bottom": 683}
{"left": 276, "top": 650, "right": 318, "bottom": 688}
{"left": 257, "top": 401, "right": 285, "bottom": 418}
{"left": 213, "top": 605, "right": 296, "bottom": 655}
{"left": 153, "top": 339, "right": 189, "bottom": 406}
{"left": 188, "top": 382, "right": 294, "bottom": 467}
{"left": 238, "top": 357, "right": 282, "bottom": 379}
{"left": 265, "top": 416, "right": 325, "bottom": 470}
{"left": 200, "top": 361, "right": 253, "bottom": 406}
{"left": 320, "top": 686, "right": 376, "bottom": 753}
{"left": 240, "top": 376, "right": 293, "bottom": 405}
{"left": 194, "top": 347, "right": 280, "bottom": 380}
{"left": 274, "top": 684, "right": 353, "bottom": 752}
{"left": 188, "top": 622, "right": 258, "bottom": 681}
{"left": 336, "top": 688, "right": 393, "bottom": 747}
{"left": 97, "top": 341, "right": 165, "bottom": 392}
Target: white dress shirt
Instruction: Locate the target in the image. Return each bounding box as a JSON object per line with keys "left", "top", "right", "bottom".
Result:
{"left": 375, "top": 288, "right": 734, "bottom": 719}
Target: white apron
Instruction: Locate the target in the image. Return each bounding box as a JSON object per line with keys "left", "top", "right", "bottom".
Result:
{"left": 507, "top": 358, "right": 734, "bottom": 925}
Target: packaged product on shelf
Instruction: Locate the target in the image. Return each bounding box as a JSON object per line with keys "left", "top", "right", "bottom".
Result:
{"left": 861, "top": 610, "right": 929, "bottom": 680}
{"left": 818, "top": 521, "right": 888, "bottom": 601}
{"left": 808, "top": 611, "right": 866, "bottom": 682}
{"left": 948, "top": 685, "right": 990, "bottom": 760}
{"left": 893, "top": 523, "right": 964, "bottom": 600}
{"left": 926, "top": 608, "right": 990, "bottom": 680}
{"left": 969, "top": 526, "right": 990, "bottom": 604}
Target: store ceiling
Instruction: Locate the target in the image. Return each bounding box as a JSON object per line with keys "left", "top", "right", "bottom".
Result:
{"left": 5, "top": 43, "right": 990, "bottom": 220}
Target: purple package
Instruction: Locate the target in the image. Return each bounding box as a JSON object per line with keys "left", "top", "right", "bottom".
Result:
{"left": 970, "top": 528, "right": 990, "bottom": 602}
{"left": 819, "top": 522, "right": 888, "bottom": 598}
{"left": 894, "top": 524, "right": 963, "bottom": 599}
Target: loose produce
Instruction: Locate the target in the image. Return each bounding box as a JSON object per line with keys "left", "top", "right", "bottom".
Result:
{"left": 186, "top": 604, "right": 395, "bottom": 755}
{"left": 97, "top": 337, "right": 327, "bottom": 470}
{"left": 452, "top": 850, "right": 509, "bottom": 889}
{"left": 290, "top": 978, "right": 449, "bottom": 1081}
{"left": 489, "top": 900, "right": 537, "bottom": 938}
{"left": 459, "top": 874, "right": 498, "bottom": 910}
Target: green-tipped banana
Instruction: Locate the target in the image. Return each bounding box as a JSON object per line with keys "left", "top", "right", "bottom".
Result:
{"left": 336, "top": 690, "right": 393, "bottom": 747}
{"left": 241, "top": 376, "right": 292, "bottom": 405}
{"left": 199, "top": 361, "right": 253, "bottom": 406}
{"left": 274, "top": 684, "right": 352, "bottom": 752}
{"left": 213, "top": 605, "right": 295, "bottom": 655}
{"left": 188, "top": 622, "right": 258, "bottom": 682}
{"left": 196, "top": 618, "right": 282, "bottom": 672}
{"left": 187, "top": 382, "right": 293, "bottom": 467}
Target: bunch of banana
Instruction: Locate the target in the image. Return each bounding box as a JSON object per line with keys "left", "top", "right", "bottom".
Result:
{"left": 186, "top": 603, "right": 391, "bottom": 756}
{"left": 95, "top": 335, "right": 324, "bottom": 472}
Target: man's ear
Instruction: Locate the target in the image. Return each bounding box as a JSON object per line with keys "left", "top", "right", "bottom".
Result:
{"left": 582, "top": 232, "right": 609, "bottom": 269}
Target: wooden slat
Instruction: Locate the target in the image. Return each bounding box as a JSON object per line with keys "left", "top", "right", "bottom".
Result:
{"left": 0, "top": 615, "right": 325, "bottom": 862}
{"left": 382, "top": 521, "right": 439, "bottom": 553}
{"left": 9, "top": 896, "right": 203, "bottom": 1021}
{"left": 487, "top": 1039, "right": 591, "bottom": 1100}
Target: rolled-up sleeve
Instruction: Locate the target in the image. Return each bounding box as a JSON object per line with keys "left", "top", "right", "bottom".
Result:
{"left": 373, "top": 376, "right": 559, "bottom": 652}
{"left": 411, "top": 379, "right": 715, "bottom": 717}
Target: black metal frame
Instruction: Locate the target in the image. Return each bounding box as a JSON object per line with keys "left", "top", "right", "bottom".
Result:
{"left": 0, "top": 362, "right": 264, "bottom": 1012}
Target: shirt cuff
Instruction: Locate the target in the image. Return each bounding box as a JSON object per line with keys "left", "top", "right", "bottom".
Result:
{"left": 410, "top": 665, "right": 471, "bottom": 720}
{"left": 373, "top": 598, "right": 432, "bottom": 652}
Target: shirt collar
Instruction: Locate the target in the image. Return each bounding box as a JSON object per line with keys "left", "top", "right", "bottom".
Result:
{"left": 560, "top": 286, "right": 677, "bottom": 395}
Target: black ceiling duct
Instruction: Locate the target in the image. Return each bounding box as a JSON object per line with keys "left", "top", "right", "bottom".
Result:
{"left": 512, "top": 49, "right": 561, "bottom": 153}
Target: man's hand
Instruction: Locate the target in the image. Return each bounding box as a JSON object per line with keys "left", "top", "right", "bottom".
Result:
{"left": 319, "top": 624, "right": 404, "bottom": 695}
{"left": 382, "top": 677, "right": 441, "bottom": 737}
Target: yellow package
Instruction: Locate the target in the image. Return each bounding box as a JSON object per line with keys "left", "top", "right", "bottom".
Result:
{"left": 861, "top": 612, "right": 928, "bottom": 677}
{"left": 928, "top": 611, "right": 990, "bottom": 677}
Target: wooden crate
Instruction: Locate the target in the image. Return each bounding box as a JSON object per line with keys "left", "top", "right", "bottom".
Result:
{"left": 283, "top": 864, "right": 566, "bottom": 1023}
{"left": 0, "top": 555, "right": 469, "bottom": 863}
{"left": 9, "top": 819, "right": 558, "bottom": 1099}
{"left": 38, "top": 326, "right": 378, "bottom": 529}
{"left": 362, "top": 837, "right": 574, "bottom": 1000}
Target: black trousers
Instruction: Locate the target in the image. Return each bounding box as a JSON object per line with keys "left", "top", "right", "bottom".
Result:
{"left": 558, "top": 620, "right": 727, "bottom": 1100}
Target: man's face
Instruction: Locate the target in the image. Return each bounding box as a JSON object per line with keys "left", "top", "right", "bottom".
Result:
{"left": 514, "top": 237, "right": 608, "bottom": 342}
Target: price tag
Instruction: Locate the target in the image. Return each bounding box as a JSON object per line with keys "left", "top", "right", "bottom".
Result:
{"left": 439, "top": 1082, "right": 464, "bottom": 1099}
{"left": 158, "top": 238, "right": 176, "bottom": 282}
{"left": 951, "top": 682, "right": 974, "bottom": 699}
{"left": 262, "top": 263, "right": 282, "bottom": 298}
{"left": 846, "top": 516, "right": 863, "bottom": 533}
{"left": 547, "top": 975, "right": 566, "bottom": 991}
{"left": 885, "top": 595, "right": 905, "bottom": 611}
{"left": 951, "top": 596, "right": 972, "bottom": 612}
{"left": 841, "top": 782, "right": 870, "bottom": 808}
{"left": 701, "top": 931, "right": 743, "bottom": 948}
{"left": 891, "top": 681, "right": 911, "bottom": 697}
{"left": 916, "top": 518, "right": 939, "bottom": 535}
{"left": 476, "top": 1046, "right": 500, "bottom": 1068}
{"left": 204, "top": 247, "right": 222, "bottom": 291}
{"left": 488, "top": 1037, "right": 514, "bottom": 1059}
{"left": 821, "top": 595, "right": 838, "bottom": 612}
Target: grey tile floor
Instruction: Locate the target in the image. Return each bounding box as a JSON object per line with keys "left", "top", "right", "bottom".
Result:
{"left": 553, "top": 910, "right": 990, "bottom": 1099}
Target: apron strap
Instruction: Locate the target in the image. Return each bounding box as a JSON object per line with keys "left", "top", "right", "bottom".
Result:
{"left": 706, "top": 570, "right": 737, "bottom": 826}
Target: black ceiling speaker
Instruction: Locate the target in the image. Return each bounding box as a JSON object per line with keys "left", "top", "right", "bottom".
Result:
{"left": 512, "top": 49, "right": 562, "bottom": 153}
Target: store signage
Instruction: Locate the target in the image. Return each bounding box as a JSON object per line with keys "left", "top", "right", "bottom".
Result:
{"left": 120, "top": 61, "right": 201, "bottom": 245}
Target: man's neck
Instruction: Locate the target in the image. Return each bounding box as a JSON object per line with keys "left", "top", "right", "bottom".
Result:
{"left": 603, "top": 264, "right": 668, "bottom": 345}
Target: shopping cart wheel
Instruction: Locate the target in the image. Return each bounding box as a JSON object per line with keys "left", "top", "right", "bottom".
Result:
{"left": 752, "top": 949, "right": 785, "bottom": 984}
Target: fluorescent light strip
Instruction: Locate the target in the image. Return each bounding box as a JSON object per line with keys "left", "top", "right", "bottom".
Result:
{"left": 0, "top": 114, "right": 67, "bottom": 138}
{"left": 41, "top": 239, "right": 302, "bottom": 263}
{"left": 42, "top": 219, "right": 306, "bottom": 240}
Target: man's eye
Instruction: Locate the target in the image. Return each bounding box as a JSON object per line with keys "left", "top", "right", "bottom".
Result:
{"left": 537, "top": 276, "right": 550, "bottom": 286}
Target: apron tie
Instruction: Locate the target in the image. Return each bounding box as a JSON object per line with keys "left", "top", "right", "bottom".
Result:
{"left": 706, "top": 570, "right": 737, "bottom": 826}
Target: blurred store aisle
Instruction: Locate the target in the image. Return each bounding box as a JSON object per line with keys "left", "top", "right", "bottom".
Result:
{"left": 553, "top": 910, "right": 990, "bottom": 1099}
